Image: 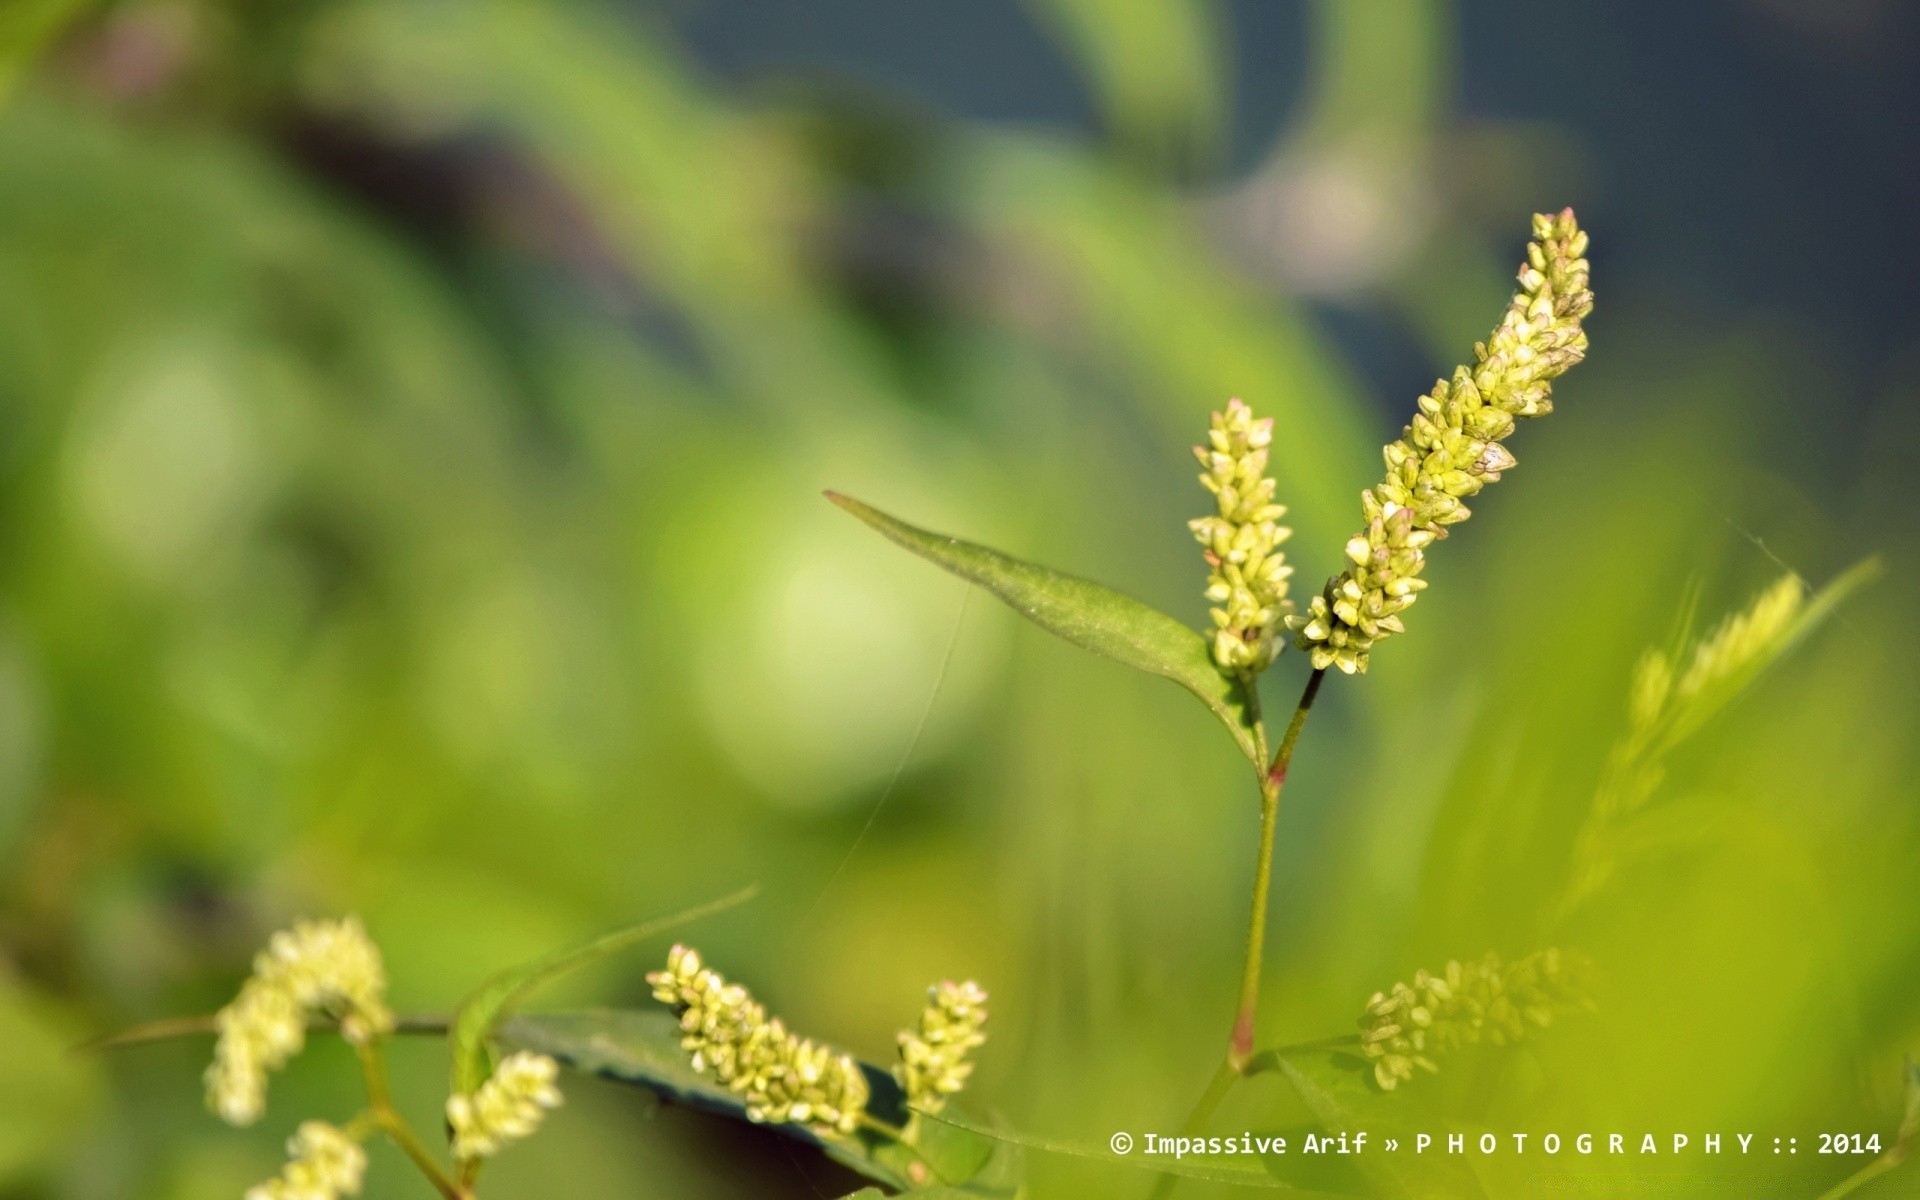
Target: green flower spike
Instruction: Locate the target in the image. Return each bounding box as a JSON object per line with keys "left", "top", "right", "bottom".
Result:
{"left": 245, "top": 1120, "right": 367, "bottom": 1200}
{"left": 1191, "top": 397, "right": 1294, "bottom": 675}
{"left": 1293, "top": 209, "right": 1593, "bottom": 674}
{"left": 447, "top": 1051, "right": 564, "bottom": 1161}
{"left": 1358, "top": 948, "right": 1591, "bottom": 1091}
{"left": 206, "top": 917, "right": 396, "bottom": 1126}
{"left": 895, "top": 979, "right": 989, "bottom": 1115}
{"left": 648, "top": 944, "right": 870, "bottom": 1137}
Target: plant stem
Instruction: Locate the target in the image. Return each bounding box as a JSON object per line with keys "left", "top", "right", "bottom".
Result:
{"left": 858, "top": 1113, "right": 948, "bottom": 1185}
{"left": 83, "top": 1013, "right": 450, "bottom": 1052}
{"left": 356, "top": 1041, "right": 471, "bottom": 1200}
{"left": 1149, "top": 668, "right": 1326, "bottom": 1200}
{"left": 1228, "top": 667, "right": 1324, "bottom": 1070}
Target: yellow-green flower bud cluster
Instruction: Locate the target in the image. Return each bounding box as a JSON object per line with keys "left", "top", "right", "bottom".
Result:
{"left": 447, "top": 1051, "right": 564, "bottom": 1160}
{"left": 1293, "top": 211, "right": 1592, "bottom": 674}
{"left": 1358, "top": 949, "right": 1589, "bottom": 1091}
{"left": 894, "top": 980, "right": 989, "bottom": 1114}
{"left": 648, "top": 944, "right": 870, "bottom": 1137}
{"left": 206, "top": 918, "right": 395, "bottom": 1126}
{"left": 1191, "top": 397, "right": 1294, "bottom": 674}
{"left": 245, "top": 1120, "right": 367, "bottom": 1200}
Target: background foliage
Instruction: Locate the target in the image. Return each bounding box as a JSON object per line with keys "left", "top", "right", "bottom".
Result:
{"left": 1, "top": 1, "right": 1917, "bottom": 1196}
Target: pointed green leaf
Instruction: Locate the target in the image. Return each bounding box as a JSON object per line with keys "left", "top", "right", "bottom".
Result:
{"left": 826, "top": 493, "right": 1259, "bottom": 764}
{"left": 448, "top": 886, "right": 757, "bottom": 1095}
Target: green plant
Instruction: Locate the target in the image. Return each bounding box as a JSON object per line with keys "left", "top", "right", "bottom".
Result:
{"left": 98, "top": 210, "right": 1905, "bottom": 1200}
{"left": 827, "top": 209, "right": 1897, "bottom": 1197}
{"left": 833, "top": 209, "right": 1593, "bottom": 1126}
{"left": 102, "top": 882, "right": 1019, "bottom": 1199}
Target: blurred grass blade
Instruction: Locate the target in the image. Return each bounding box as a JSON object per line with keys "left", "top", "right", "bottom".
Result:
{"left": 449, "top": 885, "right": 757, "bottom": 1094}
{"left": 826, "top": 492, "right": 1260, "bottom": 764}
{"left": 1657, "top": 556, "right": 1882, "bottom": 752}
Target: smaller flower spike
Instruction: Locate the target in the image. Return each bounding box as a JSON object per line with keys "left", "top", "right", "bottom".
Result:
{"left": 648, "top": 944, "right": 870, "bottom": 1137}
{"left": 206, "top": 918, "right": 395, "bottom": 1126}
{"left": 245, "top": 1121, "right": 367, "bottom": 1200}
{"left": 1293, "top": 210, "right": 1592, "bottom": 674}
{"left": 1357, "top": 949, "right": 1591, "bottom": 1091}
{"left": 895, "top": 980, "right": 989, "bottom": 1114}
{"left": 447, "top": 1051, "right": 564, "bottom": 1160}
{"left": 1191, "top": 397, "right": 1294, "bottom": 675}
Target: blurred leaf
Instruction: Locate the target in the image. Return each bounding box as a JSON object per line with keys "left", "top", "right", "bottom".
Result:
{"left": 1276, "top": 1050, "right": 1487, "bottom": 1200}
{"left": 448, "top": 886, "right": 757, "bottom": 1095}
{"left": 0, "top": 984, "right": 100, "bottom": 1186}
{"left": 826, "top": 492, "right": 1260, "bottom": 765}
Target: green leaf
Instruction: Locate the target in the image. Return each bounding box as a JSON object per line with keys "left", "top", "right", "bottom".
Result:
{"left": 499, "top": 1009, "right": 1026, "bottom": 1193}
{"left": 826, "top": 493, "right": 1259, "bottom": 764}
{"left": 499, "top": 1009, "right": 919, "bottom": 1189}
{"left": 1276, "top": 1050, "right": 1487, "bottom": 1200}
{"left": 922, "top": 1110, "right": 1333, "bottom": 1192}
{"left": 448, "top": 885, "right": 757, "bottom": 1094}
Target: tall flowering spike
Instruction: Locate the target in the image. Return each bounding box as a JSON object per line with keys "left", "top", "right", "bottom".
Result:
{"left": 447, "top": 1051, "right": 564, "bottom": 1160}
{"left": 206, "top": 917, "right": 395, "bottom": 1126}
{"left": 1357, "top": 949, "right": 1591, "bottom": 1091}
{"left": 647, "top": 944, "right": 870, "bottom": 1137}
{"left": 1293, "top": 210, "right": 1593, "bottom": 674}
{"left": 1191, "top": 397, "right": 1294, "bottom": 675}
{"left": 244, "top": 1121, "right": 367, "bottom": 1200}
{"left": 894, "top": 980, "right": 989, "bottom": 1115}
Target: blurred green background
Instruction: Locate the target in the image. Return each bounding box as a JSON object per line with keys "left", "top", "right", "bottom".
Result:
{"left": 1, "top": 1, "right": 1917, "bottom": 1196}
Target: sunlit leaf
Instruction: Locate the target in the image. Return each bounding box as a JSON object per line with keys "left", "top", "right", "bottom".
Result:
{"left": 448, "top": 886, "right": 756, "bottom": 1095}
{"left": 826, "top": 492, "right": 1259, "bottom": 764}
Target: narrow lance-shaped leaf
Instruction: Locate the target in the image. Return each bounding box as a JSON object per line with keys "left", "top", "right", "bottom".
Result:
{"left": 500, "top": 1008, "right": 1028, "bottom": 1194}
{"left": 826, "top": 493, "right": 1260, "bottom": 764}
{"left": 448, "top": 885, "right": 757, "bottom": 1095}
